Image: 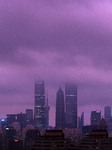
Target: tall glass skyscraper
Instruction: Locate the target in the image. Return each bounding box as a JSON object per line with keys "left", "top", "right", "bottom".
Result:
{"left": 65, "top": 83, "right": 77, "bottom": 128}
{"left": 34, "top": 81, "right": 49, "bottom": 128}
{"left": 56, "top": 87, "right": 65, "bottom": 128}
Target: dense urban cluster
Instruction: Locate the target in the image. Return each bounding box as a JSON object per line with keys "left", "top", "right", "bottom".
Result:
{"left": 0, "top": 81, "right": 112, "bottom": 150}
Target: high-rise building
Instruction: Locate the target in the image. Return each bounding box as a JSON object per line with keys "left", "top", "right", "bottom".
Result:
{"left": 34, "top": 81, "right": 49, "bottom": 128}
{"left": 56, "top": 87, "right": 65, "bottom": 128}
{"left": 91, "top": 111, "right": 101, "bottom": 125}
{"left": 104, "top": 106, "right": 112, "bottom": 133}
{"left": 104, "top": 106, "right": 111, "bottom": 121}
{"left": 65, "top": 83, "right": 77, "bottom": 128}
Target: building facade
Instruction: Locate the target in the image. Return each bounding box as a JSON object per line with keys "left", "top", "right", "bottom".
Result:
{"left": 65, "top": 83, "right": 77, "bottom": 128}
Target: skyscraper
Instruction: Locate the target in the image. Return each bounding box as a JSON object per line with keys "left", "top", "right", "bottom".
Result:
{"left": 104, "top": 106, "right": 112, "bottom": 132}
{"left": 56, "top": 87, "right": 65, "bottom": 128}
{"left": 34, "top": 81, "right": 46, "bottom": 128}
{"left": 91, "top": 111, "right": 101, "bottom": 125}
{"left": 104, "top": 106, "right": 111, "bottom": 121}
{"left": 65, "top": 83, "right": 77, "bottom": 128}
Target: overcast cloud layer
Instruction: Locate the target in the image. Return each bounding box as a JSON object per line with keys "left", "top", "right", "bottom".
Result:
{"left": 0, "top": 0, "right": 112, "bottom": 125}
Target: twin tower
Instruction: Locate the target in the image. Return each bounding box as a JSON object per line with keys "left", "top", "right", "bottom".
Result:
{"left": 56, "top": 83, "right": 77, "bottom": 128}
{"left": 34, "top": 81, "right": 77, "bottom": 129}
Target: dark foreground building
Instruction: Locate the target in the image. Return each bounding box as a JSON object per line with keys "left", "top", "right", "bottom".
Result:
{"left": 76, "top": 129, "right": 112, "bottom": 150}
{"left": 24, "top": 128, "right": 40, "bottom": 150}
{"left": 76, "top": 118, "right": 112, "bottom": 150}
{"left": 82, "top": 124, "right": 98, "bottom": 136}
{"left": 32, "top": 130, "right": 74, "bottom": 150}
{"left": 8, "top": 140, "right": 23, "bottom": 150}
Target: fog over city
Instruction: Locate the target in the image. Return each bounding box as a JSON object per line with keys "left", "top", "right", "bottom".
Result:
{"left": 0, "top": 0, "right": 112, "bottom": 125}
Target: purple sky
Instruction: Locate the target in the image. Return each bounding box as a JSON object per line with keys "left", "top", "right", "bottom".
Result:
{"left": 0, "top": 0, "right": 112, "bottom": 126}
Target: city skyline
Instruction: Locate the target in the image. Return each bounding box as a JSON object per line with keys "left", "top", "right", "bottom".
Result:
{"left": 0, "top": 0, "right": 112, "bottom": 126}
{"left": 0, "top": 80, "right": 111, "bottom": 127}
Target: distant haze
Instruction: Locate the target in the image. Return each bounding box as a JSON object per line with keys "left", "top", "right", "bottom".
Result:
{"left": 0, "top": 0, "right": 112, "bottom": 126}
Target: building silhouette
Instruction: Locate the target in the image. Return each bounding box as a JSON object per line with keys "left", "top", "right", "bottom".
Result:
{"left": 104, "top": 106, "right": 111, "bottom": 121}
{"left": 65, "top": 83, "right": 77, "bottom": 128}
{"left": 6, "top": 114, "right": 17, "bottom": 126}
{"left": 81, "top": 112, "right": 84, "bottom": 127}
{"left": 104, "top": 106, "right": 112, "bottom": 133}
{"left": 17, "top": 113, "right": 27, "bottom": 129}
{"left": 98, "top": 118, "right": 108, "bottom": 130}
{"left": 77, "top": 129, "right": 112, "bottom": 150}
{"left": 78, "top": 112, "right": 84, "bottom": 131}
{"left": 55, "top": 87, "right": 65, "bottom": 128}
{"left": 32, "top": 130, "right": 74, "bottom": 150}
{"left": 77, "top": 119, "right": 111, "bottom": 150}
{"left": 24, "top": 128, "right": 40, "bottom": 150}
{"left": 91, "top": 111, "right": 101, "bottom": 125}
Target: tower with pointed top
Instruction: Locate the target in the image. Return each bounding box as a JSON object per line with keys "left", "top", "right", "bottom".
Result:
{"left": 55, "top": 87, "right": 65, "bottom": 128}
